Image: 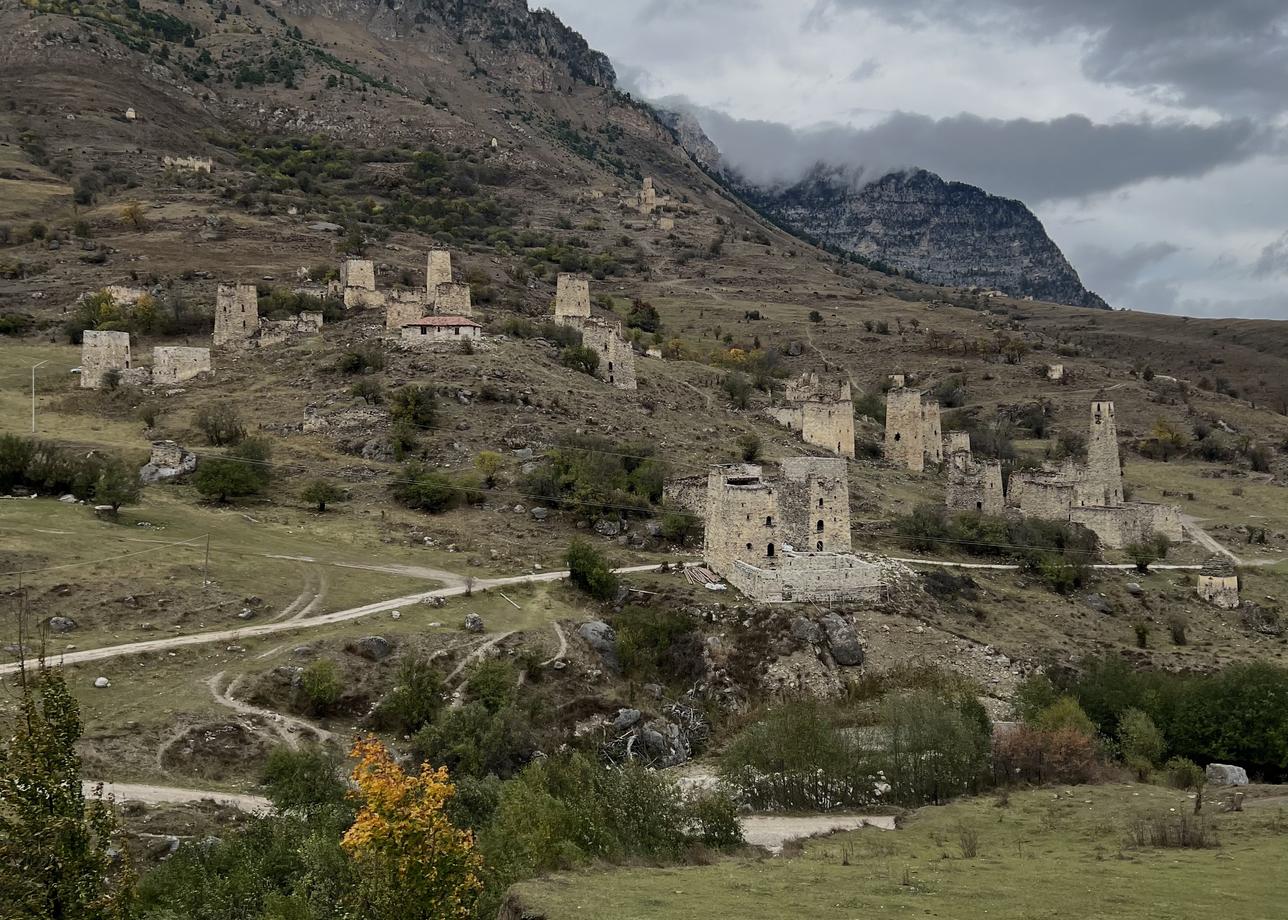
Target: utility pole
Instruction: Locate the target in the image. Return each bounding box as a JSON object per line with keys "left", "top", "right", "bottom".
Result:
{"left": 30, "top": 360, "right": 48, "bottom": 434}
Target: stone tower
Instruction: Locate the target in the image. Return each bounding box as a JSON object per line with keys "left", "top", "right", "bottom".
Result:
{"left": 555, "top": 274, "right": 591, "bottom": 322}
{"left": 1086, "top": 399, "right": 1123, "bottom": 506}
{"left": 885, "top": 388, "right": 927, "bottom": 472}
{"left": 214, "top": 283, "right": 259, "bottom": 347}
{"left": 945, "top": 430, "right": 971, "bottom": 456}
{"left": 923, "top": 401, "right": 944, "bottom": 465}
{"left": 427, "top": 250, "right": 452, "bottom": 289}
{"left": 432, "top": 282, "right": 472, "bottom": 317}
{"left": 80, "top": 330, "right": 132, "bottom": 389}
{"left": 776, "top": 373, "right": 856, "bottom": 459}
{"left": 779, "top": 457, "right": 852, "bottom": 554}
{"left": 947, "top": 452, "right": 1005, "bottom": 515}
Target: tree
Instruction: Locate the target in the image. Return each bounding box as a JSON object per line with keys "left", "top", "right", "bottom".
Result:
{"left": 300, "top": 659, "right": 343, "bottom": 715}
{"left": 93, "top": 459, "right": 140, "bottom": 514}
{"left": 722, "top": 372, "right": 752, "bottom": 410}
{"left": 193, "top": 438, "right": 272, "bottom": 503}
{"left": 389, "top": 384, "right": 436, "bottom": 428}
{"left": 195, "top": 404, "right": 245, "bottom": 446}
{"left": 625, "top": 299, "right": 661, "bottom": 333}
{"left": 566, "top": 538, "right": 618, "bottom": 601}
{"left": 302, "top": 478, "right": 344, "bottom": 513}
{"left": 474, "top": 450, "right": 504, "bottom": 489}
{"left": 261, "top": 744, "right": 348, "bottom": 811}
{"left": 341, "top": 739, "right": 483, "bottom": 920}
{"left": 120, "top": 201, "right": 147, "bottom": 231}
{"left": 1035, "top": 696, "right": 1098, "bottom": 737}
{"left": 808, "top": 310, "right": 823, "bottom": 323}
{"left": 1118, "top": 708, "right": 1166, "bottom": 780}
{"left": 0, "top": 660, "right": 135, "bottom": 918}
{"left": 736, "top": 431, "right": 762, "bottom": 462}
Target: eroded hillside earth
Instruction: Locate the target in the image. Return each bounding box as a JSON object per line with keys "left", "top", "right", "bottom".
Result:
{"left": 3, "top": 1, "right": 1288, "bottom": 918}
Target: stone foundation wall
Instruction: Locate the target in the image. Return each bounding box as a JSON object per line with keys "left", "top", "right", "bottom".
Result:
{"left": 729, "top": 554, "right": 884, "bottom": 603}
{"left": 152, "top": 346, "right": 211, "bottom": 385}
{"left": 1011, "top": 475, "right": 1076, "bottom": 520}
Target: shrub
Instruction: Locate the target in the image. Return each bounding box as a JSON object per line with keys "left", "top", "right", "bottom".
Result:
{"left": 808, "top": 310, "right": 823, "bottom": 323}
{"left": 1125, "top": 811, "right": 1218, "bottom": 849}
{"left": 1126, "top": 533, "right": 1170, "bottom": 572}
{"left": 880, "top": 690, "right": 991, "bottom": 806}
{"left": 261, "top": 745, "right": 348, "bottom": 811}
{"left": 299, "top": 659, "right": 342, "bottom": 715}
{"left": 391, "top": 463, "right": 466, "bottom": 514}
{"left": 410, "top": 702, "right": 537, "bottom": 781}
{"left": 464, "top": 660, "right": 518, "bottom": 713}
{"left": 350, "top": 378, "right": 383, "bottom": 404}
{"left": 92, "top": 460, "right": 140, "bottom": 514}
{"left": 1168, "top": 615, "right": 1188, "bottom": 646}
{"left": 614, "top": 605, "right": 703, "bottom": 683}
{"left": 1035, "top": 696, "right": 1097, "bottom": 737}
{"left": 722, "top": 372, "right": 752, "bottom": 409}
{"left": 336, "top": 347, "right": 385, "bottom": 375}
{"left": 193, "top": 438, "right": 272, "bottom": 502}
{"left": 736, "top": 431, "right": 762, "bottom": 462}
{"left": 195, "top": 405, "right": 245, "bottom": 446}
{"left": 566, "top": 538, "right": 618, "bottom": 601}
{"left": 992, "top": 725, "right": 1100, "bottom": 785}
{"left": 687, "top": 791, "right": 743, "bottom": 850}
{"left": 372, "top": 656, "right": 444, "bottom": 734}
{"left": 388, "top": 385, "right": 436, "bottom": 428}
{"left": 659, "top": 509, "right": 700, "bottom": 545}
{"left": 474, "top": 450, "right": 504, "bottom": 488}
{"left": 522, "top": 435, "right": 663, "bottom": 521}
{"left": 560, "top": 344, "right": 600, "bottom": 375}
{"left": 1118, "top": 708, "right": 1165, "bottom": 779}
{"left": 625, "top": 299, "right": 660, "bottom": 333}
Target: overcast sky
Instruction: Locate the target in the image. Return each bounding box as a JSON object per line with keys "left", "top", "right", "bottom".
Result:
{"left": 541, "top": 0, "right": 1288, "bottom": 318}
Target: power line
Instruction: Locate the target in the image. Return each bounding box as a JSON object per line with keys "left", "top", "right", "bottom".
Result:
{"left": 0, "top": 535, "right": 207, "bottom": 577}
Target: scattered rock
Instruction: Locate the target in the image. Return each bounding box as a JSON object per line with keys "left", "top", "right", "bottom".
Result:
{"left": 138, "top": 441, "right": 197, "bottom": 484}
{"left": 58, "top": 494, "right": 77, "bottom": 503}
{"left": 530, "top": 507, "right": 548, "bottom": 522}
{"left": 790, "top": 616, "right": 824, "bottom": 646}
{"left": 347, "top": 635, "right": 394, "bottom": 661}
{"left": 1083, "top": 593, "right": 1115, "bottom": 616}
{"left": 612, "top": 708, "right": 642, "bottom": 731}
{"left": 46, "top": 616, "right": 78, "bottom": 634}
{"left": 594, "top": 519, "right": 621, "bottom": 537}
{"left": 1206, "top": 763, "right": 1249, "bottom": 786}
{"left": 93, "top": 677, "right": 111, "bottom": 689}
{"left": 463, "top": 613, "right": 485, "bottom": 633}
{"left": 1125, "top": 582, "right": 1144, "bottom": 597}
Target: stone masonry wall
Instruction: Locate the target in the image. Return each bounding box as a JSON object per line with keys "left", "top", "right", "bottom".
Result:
{"left": 152, "top": 346, "right": 211, "bottom": 385}
{"left": 427, "top": 250, "right": 453, "bottom": 289}
{"left": 923, "top": 402, "right": 943, "bottom": 465}
{"left": 386, "top": 291, "right": 427, "bottom": 331}
{"left": 341, "top": 259, "right": 376, "bottom": 292}
{"left": 1085, "top": 400, "right": 1123, "bottom": 506}
{"left": 80, "top": 330, "right": 131, "bottom": 389}
{"left": 703, "top": 465, "right": 779, "bottom": 574}
{"left": 947, "top": 453, "right": 1004, "bottom": 515}
{"left": 432, "top": 282, "right": 473, "bottom": 317}
{"left": 581, "top": 321, "right": 636, "bottom": 390}
{"left": 779, "top": 457, "right": 851, "bottom": 553}
{"left": 555, "top": 274, "right": 591, "bottom": 320}
{"left": 885, "top": 388, "right": 927, "bottom": 471}
{"left": 214, "top": 283, "right": 259, "bottom": 347}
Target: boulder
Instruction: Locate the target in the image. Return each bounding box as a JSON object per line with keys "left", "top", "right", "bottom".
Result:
{"left": 347, "top": 636, "right": 393, "bottom": 661}
{"left": 790, "top": 616, "right": 824, "bottom": 646}
{"left": 821, "top": 614, "right": 865, "bottom": 667}
{"left": 93, "top": 677, "right": 111, "bottom": 689}
{"left": 138, "top": 441, "right": 198, "bottom": 485}
{"left": 577, "top": 620, "right": 619, "bottom": 671}
{"left": 463, "top": 613, "right": 485, "bottom": 633}
{"left": 1083, "top": 593, "right": 1115, "bottom": 616}
{"left": 530, "top": 507, "right": 548, "bottom": 522}
{"left": 612, "top": 708, "right": 642, "bottom": 732}
{"left": 1125, "top": 582, "right": 1144, "bottom": 597}
{"left": 1205, "top": 763, "right": 1249, "bottom": 786}
{"left": 594, "top": 519, "right": 621, "bottom": 537}
{"left": 46, "top": 616, "right": 78, "bottom": 634}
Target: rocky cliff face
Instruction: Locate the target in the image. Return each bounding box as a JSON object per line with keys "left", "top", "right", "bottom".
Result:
{"left": 282, "top": 0, "right": 615, "bottom": 87}
{"left": 742, "top": 166, "right": 1108, "bottom": 309}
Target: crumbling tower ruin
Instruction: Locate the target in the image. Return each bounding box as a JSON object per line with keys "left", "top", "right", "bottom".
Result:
{"left": 1197, "top": 557, "right": 1239, "bottom": 608}
{"left": 639, "top": 177, "right": 657, "bottom": 215}
{"left": 152, "top": 347, "right": 212, "bottom": 385}
{"left": 555, "top": 274, "right": 591, "bottom": 322}
{"left": 945, "top": 431, "right": 972, "bottom": 456}
{"left": 947, "top": 451, "right": 1005, "bottom": 515}
{"left": 214, "top": 283, "right": 259, "bottom": 347}
{"left": 427, "top": 250, "right": 453, "bottom": 289}
{"left": 768, "top": 373, "right": 856, "bottom": 458}
{"left": 885, "top": 388, "right": 943, "bottom": 472}
{"left": 432, "top": 282, "right": 473, "bottom": 317}
{"left": 80, "top": 330, "right": 132, "bottom": 389}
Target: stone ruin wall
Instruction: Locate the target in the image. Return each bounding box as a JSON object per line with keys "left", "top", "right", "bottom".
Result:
{"left": 1085, "top": 400, "right": 1124, "bottom": 506}
{"left": 1198, "top": 572, "right": 1240, "bottom": 609}
{"left": 884, "top": 388, "right": 927, "bottom": 471}
{"left": 947, "top": 454, "right": 1004, "bottom": 515}
{"left": 1010, "top": 474, "right": 1075, "bottom": 520}
{"left": 385, "top": 291, "right": 427, "bottom": 331}
{"left": 777, "top": 553, "right": 885, "bottom": 603}
{"left": 433, "top": 282, "right": 473, "bottom": 317}
{"left": 152, "top": 346, "right": 211, "bottom": 385}
{"left": 427, "top": 250, "right": 453, "bottom": 289}
{"left": 258, "top": 312, "right": 324, "bottom": 348}
{"left": 799, "top": 402, "right": 856, "bottom": 459}
{"left": 340, "top": 259, "right": 376, "bottom": 292}
{"left": 581, "top": 322, "right": 636, "bottom": 390}
{"left": 162, "top": 156, "right": 213, "bottom": 173}
{"left": 779, "top": 457, "right": 852, "bottom": 553}
{"left": 80, "top": 330, "right": 132, "bottom": 389}
{"left": 945, "top": 430, "right": 971, "bottom": 455}
{"left": 555, "top": 274, "right": 591, "bottom": 321}
{"left": 214, "top": 283, "right": 259, "bottom": 347}
{"left": 923, "top": 402, "right": 944, "bottom": 465}
{"left": 662, "top": 476, "right": 708, "bottom": 517}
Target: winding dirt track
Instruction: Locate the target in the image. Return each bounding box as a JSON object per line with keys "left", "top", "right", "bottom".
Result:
{"left": 0, "top": 563, "right": 681, "bottom": 676}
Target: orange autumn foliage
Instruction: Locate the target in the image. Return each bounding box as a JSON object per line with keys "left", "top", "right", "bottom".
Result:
{"left": 341, "top": 738, "right": 482, "bottom": 920}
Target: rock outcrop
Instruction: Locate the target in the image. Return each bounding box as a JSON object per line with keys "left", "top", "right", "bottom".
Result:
{"left": 743, "top": 166, "right": 1109, "bottom": 309}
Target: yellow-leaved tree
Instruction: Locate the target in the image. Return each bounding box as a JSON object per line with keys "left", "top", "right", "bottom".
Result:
{"left": 341, "top": 738, "right": 483, "bottom": 920}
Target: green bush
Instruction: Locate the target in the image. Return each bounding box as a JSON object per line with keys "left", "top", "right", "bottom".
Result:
{"left": 566, "top": 538, "right": 618, "bottom": 601}
{"left": 390, "top": 463, "right": 467, "bottom": 514}
{"left": 880, "top": 690, "right": 991, "bottom": 806}
{"left": 193, "top": 439, "right": 272, "bottom": 503}
{"left": 299, "top": 659, "right": 342, "bottom": 715}
{"left": 614, "top": 605, "right": 703, "bottom": 683}
{"left": 261, "top": 745, "right": 348, "bottom": 812}
{"left": 410, "top": 701, "right": 537, "bottom": 781}
{"left": 371, "top": 656, "right": 444, "bottom": 734}
{"left": 301, "top": 478, "right": 343, "bottom": 513}
{"left": 722, "top": 372, "right": 752, "bottom": 409}
{"left": 736, "top": 431, "right": 762, "bottom": 462}
{"left": 464, "top": 660, "right": 518, "bottom": 713}
{"left": 195, "top": 405, "right": 246, "bottom": 447}
{"left": 522, "top": 435, "right": 664, "bottom": 521}
{"left": 560, "top": 344, "right": 600, "bottom": 375}
{"left": 388, "top": 384, "right": 436, "bottom": 428}
{"left": 335, "top": 347, "right": 385, "bottom": 375}
{"left": 1118, "top": 708, "right": 1165, "bottom": 779}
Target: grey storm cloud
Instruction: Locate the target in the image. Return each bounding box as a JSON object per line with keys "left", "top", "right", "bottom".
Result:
{"left": 1253, "top": 232, "right": 1288, "bottom": 278}
{"left": 815, "top": 0, "right": 1288, "bottom": 114}
{"left": 1070, "top": 241, "right": 1183, "bottom": 311}
{"left": 677, "top": 103, "right": 1271, "bottom": 202}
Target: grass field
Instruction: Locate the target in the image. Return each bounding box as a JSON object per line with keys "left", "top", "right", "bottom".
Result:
{"left": 514, "top": 784, "right": 1288, "bottom": 920}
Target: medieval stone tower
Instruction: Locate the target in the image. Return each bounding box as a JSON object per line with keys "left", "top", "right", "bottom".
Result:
{"left": 80, "top": 330, "right": 132, "bottom": 389}
{"left": 779, "top": 457, "right": 852, "bottom": 554}
{"left": 432, "top": 282, "right": 473, "bottom": 317}
{"left": 427, "top": 250, "right": 452, "bottom": 289}
{"left": 1087, "top": 399, "right": 1123, "bottom": 506}
{"left": 777, "top": 374, "right": 856, "bottom": 459}
{"left": 947, "top": 452, "right": 1005, "bottom": 515}
{"left": 214, "top": 283, "right": 259, "bottom": 347}
{"left": 555, "top": 274, "right": 591, "bottom": 322}
{"left": 885, "top": 388, "right": 928, "bottom": 472}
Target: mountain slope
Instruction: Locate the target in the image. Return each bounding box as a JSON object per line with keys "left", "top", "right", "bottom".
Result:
{"left": 741, "top": 166, "right": 1109, "bottom": 309}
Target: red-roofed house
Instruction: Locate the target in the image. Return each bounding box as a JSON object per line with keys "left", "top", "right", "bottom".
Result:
{"left": 400, "top": 315, "right": 482, "bottom": 346}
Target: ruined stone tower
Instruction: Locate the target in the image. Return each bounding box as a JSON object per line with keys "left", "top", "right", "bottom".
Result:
{"left": 555, "top": 274, "right": 591, "bottom": 322}
{"left": 639, "top": 177, "right": 657, "bottom": 215}
{"left": 80, "top": 330, "right": 132, "bottom": 389}
{"left": 769, "top": 373, "right": 856, "bottom": 458}
{"left": 923, "top": 402, "right": 944, "bottom": 465}
{"left": 779, "top": 457, "right": 853, "bottom": 554}
{"left": 214, "top": 283, "right": 259, "bottom": 347}
{"left": 945, "top": 430, "right": 971, "bottom": 456}
{"left": 884, "top": 388, "right": 928, "bottom": 471}
{"left": 432, "top": 282, "right": 473, "bottom": 317}
{"left": 581, "top": 320, "right": 637, "bottom": 390}
{"left": 1086, "top": 399, "right": 1123, "bottom": 506}
{"left": 426, "top": 250, "right": 452, "bottom": 289}
{"left": 1197, "top": 557, "right": 1239, "bottom": 608}
{"left": 947, "top": 452, "right": 1005, "bottom": 515}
